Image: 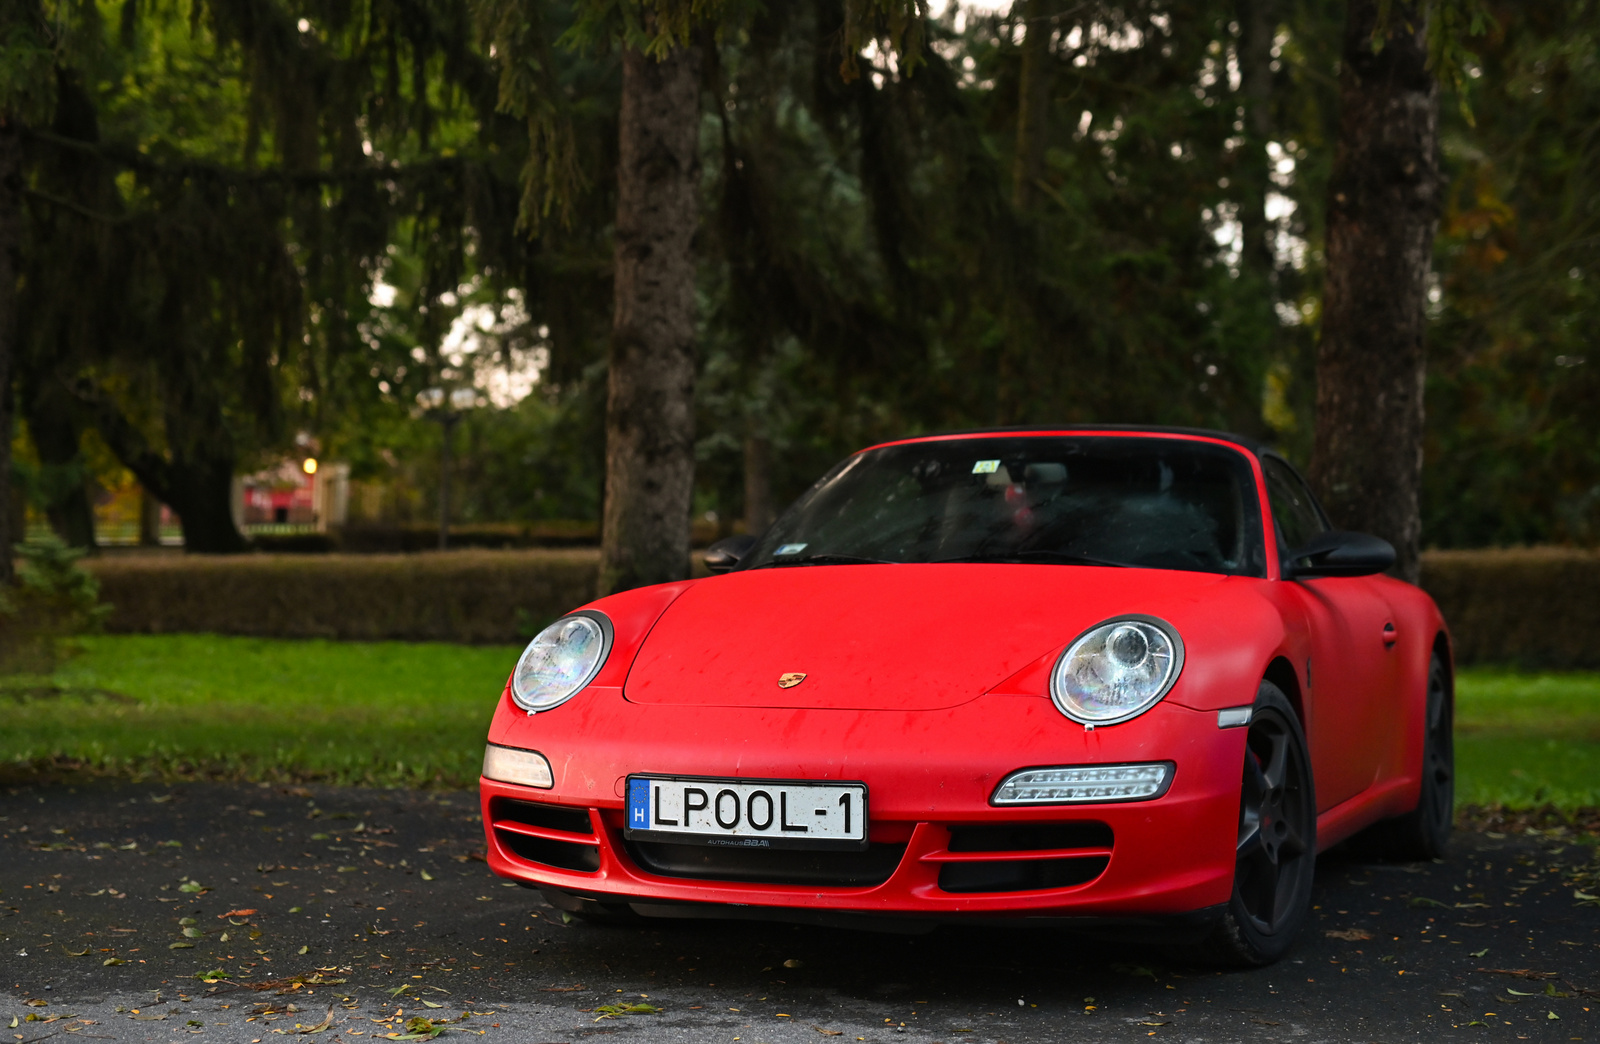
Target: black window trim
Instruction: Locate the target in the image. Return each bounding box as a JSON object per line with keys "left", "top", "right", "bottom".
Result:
{"left": 1256, "top": 451, "right": 1333, "bottom": 576}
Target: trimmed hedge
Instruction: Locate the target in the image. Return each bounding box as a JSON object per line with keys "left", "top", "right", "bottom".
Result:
{"left": 1420, "top": 547, "right": 1600, "bottom": 668}
{"left": 85, "top": 549, "right": 601, "bottom": 643}
{"left": 81, "top": 546, "right": 1599, "bottom": 664}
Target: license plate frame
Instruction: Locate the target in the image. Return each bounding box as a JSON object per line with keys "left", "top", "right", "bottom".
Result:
{"left": 623, "top": 774, "right": 869, "bottom": 851}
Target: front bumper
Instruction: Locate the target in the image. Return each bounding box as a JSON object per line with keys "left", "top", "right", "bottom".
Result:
{"left": 479, "top": 688, "right": 1246, "bottom": 920}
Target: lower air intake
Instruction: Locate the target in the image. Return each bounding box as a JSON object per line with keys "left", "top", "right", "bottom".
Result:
{"left": 627, "top": 841, "right": 906, "bottom": 886}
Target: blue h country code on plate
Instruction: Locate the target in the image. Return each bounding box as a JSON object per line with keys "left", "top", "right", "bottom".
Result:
{"left": 628, "top": 778, "right": 651, "bottom": 829}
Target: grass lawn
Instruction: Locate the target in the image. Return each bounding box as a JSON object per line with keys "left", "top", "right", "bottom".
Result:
{"left": 1, "top": 634, "right": 519, "bottom": 788}
{"left": 3, "top": 635, "right": 1598, "bottom": 806}
{"left": 1455, "top": 669, "right": 1600, "bottom": 808}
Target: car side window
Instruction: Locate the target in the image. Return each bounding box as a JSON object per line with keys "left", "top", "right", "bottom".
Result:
{"left": 1261, "top": 457, "right": 1326, "bottom": 552}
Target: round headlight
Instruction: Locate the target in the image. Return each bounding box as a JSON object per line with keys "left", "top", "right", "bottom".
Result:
{"left": 511, "top": 612, "right": 613, "bottom": 713}
{"left": 1050, "top": 617, "right": 1184, "bottom": 725}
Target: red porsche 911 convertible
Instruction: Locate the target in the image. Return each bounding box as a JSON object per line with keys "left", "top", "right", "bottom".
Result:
{"left": 477, "top": 427, "right": 1453, "bottom": 965}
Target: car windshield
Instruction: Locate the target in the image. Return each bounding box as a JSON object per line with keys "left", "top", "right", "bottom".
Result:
{"left": 739, "top": 435, "right": 1267, "bottom": 577}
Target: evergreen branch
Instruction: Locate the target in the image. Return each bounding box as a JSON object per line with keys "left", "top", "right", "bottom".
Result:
{"left": 21, "top": 186, "right": 128, "bottom": 223}
{"left": 23, "top": 128, "right": 476, "bottom": 188}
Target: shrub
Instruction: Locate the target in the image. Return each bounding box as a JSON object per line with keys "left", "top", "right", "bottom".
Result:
{"left": 1420, "top": 547, "right": 1600, "bottom": 668}
{"left": 77, "top": 545, "right": 1597, "bottom": 664}
{"left": 1, "top": 534, "right": 113, "bottom": 671}
{"left": 84, "top": 549, "right": 602, "bottom": 643}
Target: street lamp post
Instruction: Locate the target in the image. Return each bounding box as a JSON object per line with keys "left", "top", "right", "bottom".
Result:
{"left": 419, "top": 387, "right": 478, "bottom": 550}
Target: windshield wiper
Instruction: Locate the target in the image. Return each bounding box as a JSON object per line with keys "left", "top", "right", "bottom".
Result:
{"left": 933, "top": 550, "right": 1132, "bottom": 568}
{"left": 758, "top": 553, "right": 896, "bottom": 568}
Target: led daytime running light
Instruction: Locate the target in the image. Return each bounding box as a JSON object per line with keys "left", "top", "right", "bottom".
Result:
{"left": 992, "top": 762, "right": 1173, "bottom": 805}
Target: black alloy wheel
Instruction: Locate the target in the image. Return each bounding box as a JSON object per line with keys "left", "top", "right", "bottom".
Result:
{"left": 1195, "top": 682, "right": 1317, "bottom": 966}
{"left": 1376, "top": 654, "right": 1454, "bottom": 860}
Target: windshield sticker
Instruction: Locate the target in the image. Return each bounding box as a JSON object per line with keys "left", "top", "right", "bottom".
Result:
{"left": 971, "top": 459, "right": 1001, "bottom": 474}
{"left": 775, "top": 543, "right": 808, "bottom": 556}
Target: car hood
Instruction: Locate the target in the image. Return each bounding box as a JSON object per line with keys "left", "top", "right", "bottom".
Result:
{"left": 622, "top": 563, "right": 1229, "bottom": 710}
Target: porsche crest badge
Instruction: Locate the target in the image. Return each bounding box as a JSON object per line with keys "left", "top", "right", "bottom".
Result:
{"left": 777, "top": 672, "right": 807, "bottom": 689}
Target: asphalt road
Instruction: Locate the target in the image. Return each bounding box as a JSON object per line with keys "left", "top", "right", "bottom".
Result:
{"left": 2, "top": 780, "right": 1595, "bottom": 1044}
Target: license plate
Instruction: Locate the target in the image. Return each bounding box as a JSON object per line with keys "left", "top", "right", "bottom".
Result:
{"left": 624, "top": 775, "right": 868, "bottom": 851}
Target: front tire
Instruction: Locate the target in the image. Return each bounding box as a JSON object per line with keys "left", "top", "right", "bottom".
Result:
{"left": 1373, "top": 654, "right": 1454, "bottom": 861}
{"left": 1194, "top": 681, "right": 1317, "bottom": 967}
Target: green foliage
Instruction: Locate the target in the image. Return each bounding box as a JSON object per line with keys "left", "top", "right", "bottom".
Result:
{"left": 0, "top": 533, "right": 111, "bottom": 672}
{"left": 0, "top": 0, "right": 59, "bottom": 121}
{"left": 6, "top": 0, "right": 1595, "bottom": 552}
{"left": 1424, "top": 2, "right": 1600, "bottom": 547}
{"left": 86, "top": 548, "right": 600, "bottom": 642}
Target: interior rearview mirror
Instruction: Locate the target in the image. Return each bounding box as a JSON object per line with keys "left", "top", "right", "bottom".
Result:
{"left": 1284, "top": 530, "right": 1395, "bottom": 579}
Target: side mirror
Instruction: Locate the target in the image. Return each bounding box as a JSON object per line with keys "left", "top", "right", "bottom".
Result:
{"left": 1284, "top": 530, "right": 1395, "bottom": 579}
{"left": 704, "top": 534, "right": 757, "bottom": 574}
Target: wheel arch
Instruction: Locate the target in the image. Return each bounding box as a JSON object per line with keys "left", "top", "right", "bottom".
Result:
{"left": 1431, "top": 630, "right": 1455, "bottom": 705}
{"left": 1262, "top": 656, "right": 1306, "bottom": 727}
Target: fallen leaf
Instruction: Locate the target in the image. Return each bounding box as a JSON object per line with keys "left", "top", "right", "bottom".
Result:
{"left": 179, "top": 881, "right": 206, "bottom": 894}
{"left": 1471, "top": 949, "right": 1489, "bottom": 958}
{"left": 813, "top": 1029, "right": 843, "bottom": 1037}
{"left": 1548, "top": 1011, "right": 1561, "bottom": 1021}
{"left": 419, "top": 870, "right": 434, "bottom": 882}
{"left": 1408, "top": 896, "right": 1450, "bottom": 909}
{"left": 420, "top": 1001, "right": 443, "bottom": 1010}
{"left": 103, "top": 958, "right": 127, "bottom": 966}
{"left": 591, "top": 1003, "right": 661, "bottom": 1021}
{"left": 294, "top": 1008, "right": 335, "bottom": 1034}
{"left": 221, "top": 909, "right": 259, "bottom": 919}
{"left": 171, "top": 942, "right": 195, "bottom": 950}
{"left": 298, "top": 946, "right": 310, "bottom": 955}
{"left": 1324, "top": 928, "right": 1374, "bottom": 941}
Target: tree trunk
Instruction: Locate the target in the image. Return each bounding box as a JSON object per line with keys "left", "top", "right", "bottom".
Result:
{"left": 1235, "top": 0, "right": 1277, "bottom": 283}
{"left": 24, "top": 381, "right": 98, "bottom": 550}
{"left": 1308, "top": 0, "right": 1440, "bottom": 584}
{"left": 0, "top": 119, "right": 17, "bottom": 583}
{"left": 743, "top": 433, "right": 774, "bottom": 534}
{"left": 1011, "top": 0, "right": 1054, "bottom": 212}
{"left": 79, "top": 392, "right": 251, "bottom": 553}
{"left": 162, "top": 458, "right": 248, "bottom": 554}
{"left": 599, "top": 41, "right": 702, "bottom": 595}
{"left": 139, "top": 487, "right": 162, "bottom": 546}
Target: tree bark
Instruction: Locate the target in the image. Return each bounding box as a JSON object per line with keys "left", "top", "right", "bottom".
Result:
{"left": 139, "top": 487, "right": 162, "bottom": 546}
{"left": 1235, "top": 0, "right": 1277, "bottom": 283}
{"left": 0, "top": 119, "right": 17, "bottom": 583}
{"left": 599, "top": 41, "right": 702, "bottom": 594}
{"left": 1308, "top": 0, "right": 1440, "bottom": 584}
{"left": 1011, "top": 0, "right": 1054, "bottom": 212}
{"left": 24, "top": 380, "right": 97, "bottom": 549}
{"left": 79, "top": 390, "right": 250, "bottom": 553}
{"left": 742, "top": 433, "right": 774, "bottom": 534}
